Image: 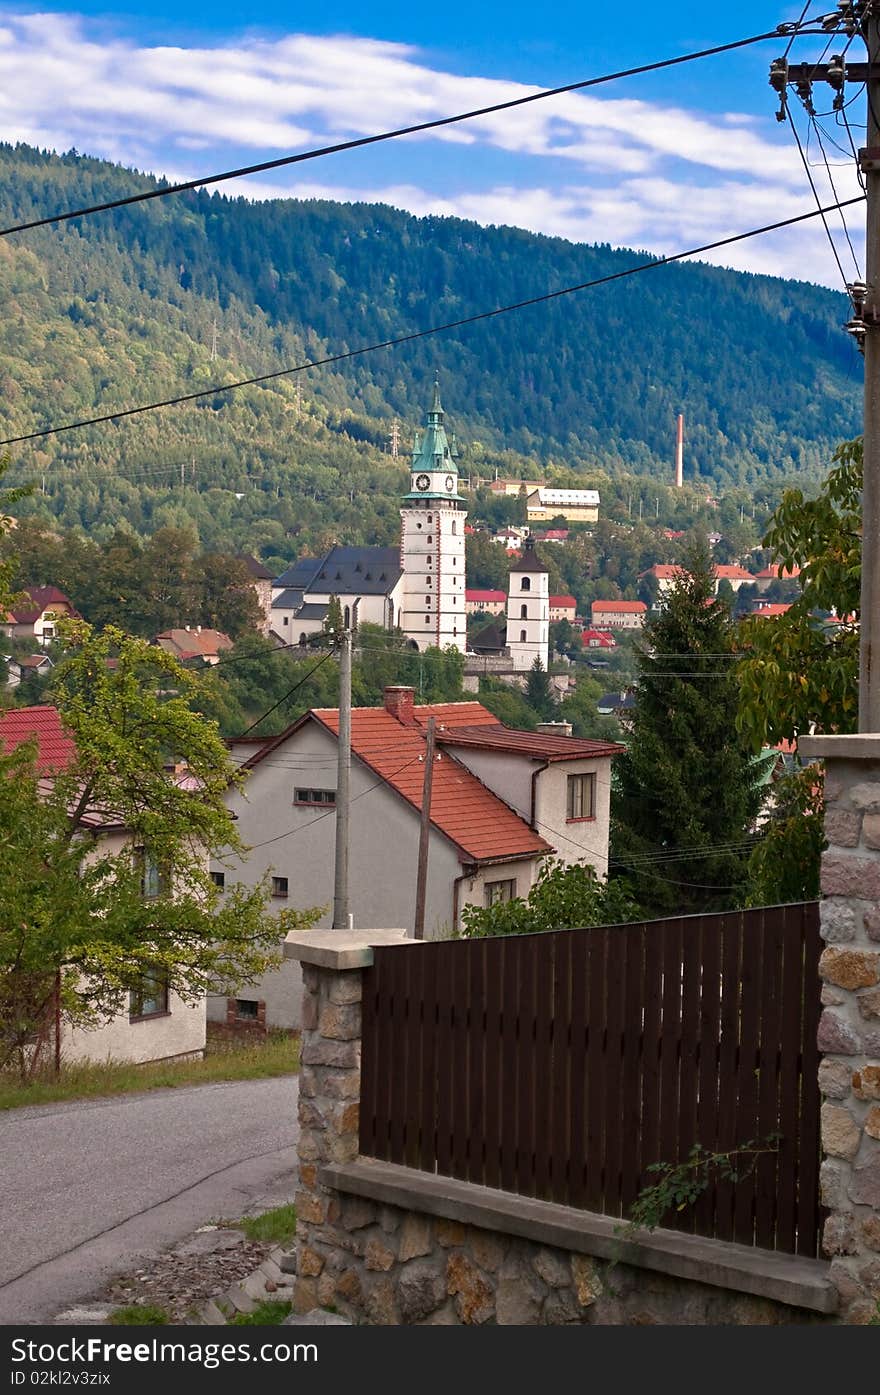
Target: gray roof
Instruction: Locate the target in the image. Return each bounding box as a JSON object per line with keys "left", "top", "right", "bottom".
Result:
{"left": 274, "top": 557, "right": 323, "bottom": 590}
{"left": 308, "top": 545, "right": 402, "bottom": 597}
{"left": 297, "top": 602, "right": 329, "bottom": 621}
{"left": 237, "top": 553, "right": 273, "bottom": 580}
{"left": 272, "top": 588, "right": 305, "bottom": 611}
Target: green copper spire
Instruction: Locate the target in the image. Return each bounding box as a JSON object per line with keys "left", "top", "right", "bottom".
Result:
{"left": 403, "top": 377, "right": 464, "bottom": 502}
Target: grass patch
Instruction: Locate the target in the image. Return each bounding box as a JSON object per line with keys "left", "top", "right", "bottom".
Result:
{"left": 230, "top": 1300, "right": 292, "bottom": 1326}
{"left": 237, "top": 1203, "right": 297, "bottom": 1246}
{"left": 108, "top": 1304, "right": 170, "bottom": 1326}
{"left": 0, "top": 1031, "right": 299, "bottom": 1111}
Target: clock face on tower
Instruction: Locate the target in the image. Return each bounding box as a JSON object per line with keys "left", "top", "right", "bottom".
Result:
{"left": 445, "top": 475, "right": 455, "bottom": 492}
{"left": 415, "top": 473, "right": 431, "bottom": 492}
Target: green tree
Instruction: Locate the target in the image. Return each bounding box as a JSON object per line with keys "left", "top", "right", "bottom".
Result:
{"left": 611, "top": 541, "right": 763, "bottom": 917}
{"left": 525, "top": 657, "right": 554, "bottom": 718}
{"left": 460, "top": 858, "right": 638, "bottom": 938}
{"left": 0, "top": 619, "right": 320, "bottom": 1071}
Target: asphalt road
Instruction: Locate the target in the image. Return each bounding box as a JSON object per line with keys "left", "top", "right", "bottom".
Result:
{"left": 0, "top": 1074, "right": 299, "bottom": 1324}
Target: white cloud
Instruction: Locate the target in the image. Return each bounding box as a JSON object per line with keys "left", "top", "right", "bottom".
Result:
{"left": 0, "top": 11, "right": 865, "bottom": 287}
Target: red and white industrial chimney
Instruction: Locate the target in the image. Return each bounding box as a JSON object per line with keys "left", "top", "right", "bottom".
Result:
{"left": 674, "top": 413, "right": 684, "bottom": 489}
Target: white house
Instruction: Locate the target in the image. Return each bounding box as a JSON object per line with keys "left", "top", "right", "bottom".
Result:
{"left": 0, "top": 705, "right": 206, "bottom": 1066}
{"left": 0, "top": 586, "right": 78, "bottom": 647}
{"left": 209, "top": 686, "right": 621, "bottom": 1031}
{"left": 506, "top": 536, "right": 549, "bottom": 672}
{"left": 526, "top": 488, "right": 600, "bottom": 524}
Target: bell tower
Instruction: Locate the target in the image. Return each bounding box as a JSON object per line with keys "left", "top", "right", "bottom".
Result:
{"left": 506, "top": 535, "right": 549, "bottom": 672}
{"left": 400, "top": 379, "right": 467, "bottom": 653}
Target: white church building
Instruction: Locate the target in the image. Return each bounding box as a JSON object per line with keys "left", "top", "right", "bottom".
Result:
{"left": 271, "top": 381, "right": 468, "bottom": 653}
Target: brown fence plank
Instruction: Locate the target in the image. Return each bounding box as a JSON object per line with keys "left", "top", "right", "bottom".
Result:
{"left": 639, "top": 921, "right": 664, "bottom": 1187}
{"left": 674, "top": 915, "right": 702, "bottom": 1234}
{"left": 386, "top": 944, "right": 409, "bottom": 1166}
{"left": 358, "top": 962, "right": 379, "bottom": 1158}
{"left": 467, "top": 938, "right": 487, "bottom": 1185}
{"left": 797, "top": 902, "right": 823, "bottom": 1257}
{"left": 451, "top": 941, "right": 471, "bottom": 1180}
{"left": 754, "top": 905, "right": 785, "bottom": 1248}
{"left": 584, "top": 926, "right": 608, "bottom": 1214}
{"left": 482, "top": 935, "right": 505, "bottom": 1191}
{"left": 517, "top": 937, "right": 538, "bottom": 1197}
{"left": 534, "top": 933, "right": 555, "bottom": 1200}
{"left": 434, "top": 940, "right": 456, "bottom": 1178}
{"left": 713, "top": 910, "right": 743, "bottom": 1242}
{"left": 568, "top": 929, "right": 589, "bottom": 1209}
{"left": 693, "top": 913, "right": 723, "bottom": 1237}
{"left": 732, "top": 909, "right": 764, "bottom": 1246}
{"left": 658, "top": 916, "right": 684, "bottom": 1214}
{"left": 500, "top": 936, "right": 519, "bottom": 1195}
{"left": 620, "top": 923, "right": 646, "bottom": 1217}
{"left": 602, "top": 924, "right": 626, "bottom": 1217}
{"left": 776, "top": 906, "right": 806, "bottom": 1254}
{"left": 403, "top": 946, "right": 423, "bottom": 1170}
{"left": 416, "top": 942, "right": 439, "bottom": 1174}
{"left": 550, "top": 931, "right": 573, "bottom": 1205}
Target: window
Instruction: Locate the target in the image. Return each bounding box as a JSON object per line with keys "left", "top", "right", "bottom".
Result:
{"left": 566, "top": 772, "right": 597, "bottom": 822}
{"left": 135, "top": 848, "right": 168, "bottom": 899}
{"left": 428, "top": 536, "right": 433, "bottom": 544}
{"left": 452, "top": 521, "right": 457, "bottom": 535}
{"left": 210, "top": 870, "right": 225, "bottom": 890}
{"left": 295, "top": 788, "right": 336, "bottom": 806}
{"left": 344, "top": 605, "right": 351, "bottom": 627}
{"left": 427, "top": 556, "right": 432, "bottom": 566}
{"left": 272, "top": 876, "right": 289, "bottom": 898}
{"left": 520, "top": 630, "right": 527, "bottom": 642}
{"left": 426, "top": 577, "right": 431, "bottom": 586}
{"left": 235, "top": 998, "right": 259, "bottom": 1020}
{"left": 485, "top": 878, "right": 516, "bottom": 907}
{"left": 425, "top": 616, "right": 431, "bottom": 624}
{"left": 283, "top": 615, "right": 289, "bottom": 625}
{"left": 130, "top": 970, "right": 169, "bottom": 1020}
{"left": 520, "top": 604, "right": 528, "bottom": 619}
{"left": 300, "top": 632, "right": 308, "bottom": 645}
{"left": 425, "top": 596, "right": 431, "bottom": 606}
{"left": 521, "top": 577, "right": 531, "bottom": 591}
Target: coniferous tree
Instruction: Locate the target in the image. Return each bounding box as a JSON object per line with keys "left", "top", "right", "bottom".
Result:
{"left": 611, "top": 541, "right": 762, "bottom": 917}
{"left": 525, "top": 656, "right": 554, "bottom": 718}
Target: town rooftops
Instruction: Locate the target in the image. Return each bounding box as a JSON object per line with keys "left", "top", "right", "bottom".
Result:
{"left": 155, "top": 628, "right": 233, "bottom": 661}
{"left": 0, "top": 704, "right": 75, "bottom": 773}
{"left": 466, "top": 589, "right": 506, "bottom": 605}
{"left": 436, "top": 725, "right": 622, "bottom": 762}
{"left": 4, "top": 586, "right": 78, "bottom": 624}
{"left": 591, "top": 600, "right": 647, "bottom": 614}
{"left": 550, "top": 594, "right": 577, "bottom": 609}
{"left": 276, "top": 546, "right": 402, "bottom": 598}
{"left": 274, "top": 557, "right": 324, "bottom": 591}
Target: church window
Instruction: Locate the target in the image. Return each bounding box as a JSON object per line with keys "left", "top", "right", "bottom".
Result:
{"left": 428, "top": 536, "right": 433, "bottom": 544}
{"left": 520, "top": 604, "right": 528, "bottom": 619}
{"left": 451, "top": 521, "right": 457, "bottom": 535}
{"left": 428, "top": 515, "right": 433, "bottom": 523}
{"left": 425, "top": 616, "right": 430, "bottom": 625}
{"left": 520, "top": 630, "right": 527, "bottom": 642}
{"left": 344, "top": 605, "right": 351, "bottom": 627}
{"left": 416, "top": 521, "right": 422, "bottom": 530}
{"left": 427, "top": 556, "right": 432, "bottom": 566}
{"left": 521, "top": 577, "right": 531, "bottom": 591}
{"left": 425, "top": 597, "right": 431, "bottom": 606}
{"left": 426, "top": 577, "right": 432, "bottom": 586}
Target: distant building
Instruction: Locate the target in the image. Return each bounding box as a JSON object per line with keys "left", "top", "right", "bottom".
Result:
{"left": 549, "top": 594, "right": 577, "bottom": 623}
{"left": 754, "top": 563, "right": 801, "bottom": 593}
{"left": 465, "top": 589, "right": 507, "bottom": 616}
{"left": 155, "top": 627, "right": 233, "bottom": 666}
{"left": 492, "top": 526, "right": 529, "bottom": 551}
{"left": 506, "top": 537, "right": 549, "bottom": 672}
{"left": 640, "top": 562, "right": 756, "bottom": 596}
{"left": 534, "top": 528, "right": 570, "bottom": 544}
{"left": 581, "top": 629, "right": 616, "bottom": 650}
{"left": 590, "top": 600, "right": 646, "bottom": 630}
{"left": 597, "top": 690, "right": 637, "bottom": 721}
{"left": 752, "top": 601, "right": 793, "bottom": 618}
{"left": 1, "top": 586, "right": 78, "bottom": 647}
{"left": 236, "top": 554, "right": 274, "bottom": 636}
{"left": 487, "top": 478, "right": 545, "bottom": 498}
{"left": 4, "top": 654, "right": 53, "bottom": 688}
{"left": 526, "top": 488, "right": 599, "bottom": 524}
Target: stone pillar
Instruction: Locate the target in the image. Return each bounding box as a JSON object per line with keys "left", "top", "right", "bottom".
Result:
{"left": 799, "top": 735, "right": 880, "bottom": 1324}
{"left": 283, "top": 928, "right": 410, "bottom": 1316}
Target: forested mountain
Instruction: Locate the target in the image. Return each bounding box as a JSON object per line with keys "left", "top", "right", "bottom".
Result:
{"left": 0, "top": 142, "right": 862, "bottom": 558}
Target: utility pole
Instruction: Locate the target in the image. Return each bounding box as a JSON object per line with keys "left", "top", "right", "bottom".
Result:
{"left": 769, "top": 4, "right": 877, "bottom": 725}
{"left": 210, "top": 318, "right": 218, "bottom": 362}
{"left": 413, "top": 716, "right": 437, "bottom": 940}
{"left": 389, "top": 420, "right": 400, "bottom": 458}
{"left": 332, "top": 629, "right": 352, "bottom": 929}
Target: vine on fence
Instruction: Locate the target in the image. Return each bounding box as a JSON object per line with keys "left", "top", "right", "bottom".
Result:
{"left": 619, "top": 1134, "right": 782, "bottom": 1238}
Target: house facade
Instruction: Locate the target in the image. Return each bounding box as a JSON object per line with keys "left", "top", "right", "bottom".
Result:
{"left": 1, "top": 586, "right": 78, "bottom": 646}
{"left": 506, "top": 537, "right": 550, "bottom": 672}
{"left": 526, "top": 488, "right": 599, "bottom": 524}
{"left": 209, "top": 687, "right": 621, "bottom": 1030}
{"left": 590, "top": 599, "right": 647, "bottom": 630}
{"left": 155, "top": 627, "right": 233, "bottom": 665}
{"left": 0, "top": 705, "right": 206, "bottom": 1066}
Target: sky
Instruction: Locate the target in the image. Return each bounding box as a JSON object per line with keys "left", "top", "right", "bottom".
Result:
{"left": 0, "top": 2, "right": 868, "bottom": 289}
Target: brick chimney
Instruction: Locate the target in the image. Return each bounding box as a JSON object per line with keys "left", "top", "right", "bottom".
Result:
{"left": 384, "top": 686, "right": 416, "bottom": 725}
{"left": 536, "top": 721, "right": 572, "bottom": 737}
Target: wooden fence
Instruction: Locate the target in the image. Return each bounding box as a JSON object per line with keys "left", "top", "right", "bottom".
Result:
{"left": 359, "top": 902, "right": 823, "bottom": 1256}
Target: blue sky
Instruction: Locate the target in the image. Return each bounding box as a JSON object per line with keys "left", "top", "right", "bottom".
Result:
{"left": 0, "top": 3, "right": 867, "bottom": 286}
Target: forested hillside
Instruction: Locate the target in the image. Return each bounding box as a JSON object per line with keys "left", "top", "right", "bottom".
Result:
{"left": 0, "top": 142, "right": 862, "bottom": 557}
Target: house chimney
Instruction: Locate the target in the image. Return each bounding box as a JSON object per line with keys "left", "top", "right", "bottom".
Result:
{"left": 675, "top": 413, "right": 684, "bottom": 489}
{"left": 536, "top": 720, "right": 573, "bottom": 738}
{"left": 384, "top": 685, "right": 416, "bottom": 725}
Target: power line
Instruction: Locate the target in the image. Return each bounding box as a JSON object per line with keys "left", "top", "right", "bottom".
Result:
{"left": 246, "top": 753, "right": 425, "bottom": 850}
{"left": 234, "top": 645, "right": 338, "bottom": 737}
{"left": 786, "top": 106, "right": 850, "bottom": 287}
{"left": 0, "top": 194, "right": 864, "bottom": 449}
{"left": 0, "top": 27, "right": 822, "bottom": 241}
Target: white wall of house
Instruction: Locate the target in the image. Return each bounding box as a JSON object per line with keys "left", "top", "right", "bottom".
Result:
{"left": 63, "top": 992, "right": 206, "bottom": 1065}
{"left": 456, "top": 857, "right": 541, "bottom": 918}
{"left": 443, "top": 746, "right": 534, "bottom": 822}
{"left": 209, "top": 721, "right": 468, "bottom": 1029}
{"left": 533, "top": 758, "right": 613, "bottom": 878}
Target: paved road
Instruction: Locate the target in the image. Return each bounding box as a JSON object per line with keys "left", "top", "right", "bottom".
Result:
{"left": 0, "top": 1075, "right": 299, "bottom": 1324}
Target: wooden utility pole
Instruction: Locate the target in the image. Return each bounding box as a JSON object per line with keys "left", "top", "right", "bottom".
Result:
{"left": 332, "top": 629, "right": 352, "bottom": 929}
{"left": 413, "top": 716, "right": 436, "bottom": 940}
{"left": 769, "top": 7, "right": 878, "bottom": 726}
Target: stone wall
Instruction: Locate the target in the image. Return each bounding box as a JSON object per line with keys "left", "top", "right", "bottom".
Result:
{"left": 293, "top": 1190, "right": 826, "bottom": 1326}
{"left": 800, "top": 736, "right": 880, "bottom": 1324}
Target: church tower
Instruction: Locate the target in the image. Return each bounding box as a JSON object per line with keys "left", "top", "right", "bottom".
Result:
{"left": 506, "top": 535, "right": 549, "bottom": 672}
{"left": 400, "top": 380, "right": 467, "bottom": 653}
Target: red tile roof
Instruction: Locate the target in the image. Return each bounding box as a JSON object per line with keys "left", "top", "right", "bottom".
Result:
{"left": 550, "top": 594, "right": 577, "bottom": 608}
{"left": 752, "top": 603, "right": 792, "bottom": 617}
{"left": 5, "top": 586, "right": 77, "bottom": 625}
{"left": 466, "top": 589, "right": 506, "bottom": 604}
{"left": 591, "top": 600, "right": 646, "bottom": 614}
{"left": 715, "top": 564, "right": 755, "bottom": 581}
{"left": 437, "top": 724, "right": 622, "bottom": 762}
{"left": 0, "top": 704, "right": 75, "bottom": 773}
{"left": 313, "top": 707, "right": 549, "bottom": 864}
{"left": 755, "top": 564, "right": 800, "bottom": 580}
{"left": 155, "top": 628, "right": 233, "bottom": 660}
{"left": 581, "top": 628, "right": 616, "bottom": 647}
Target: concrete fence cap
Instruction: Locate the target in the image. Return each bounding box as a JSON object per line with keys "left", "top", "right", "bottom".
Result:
{"left": 283, "top": 928, "right": 412, "bottom": 969}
